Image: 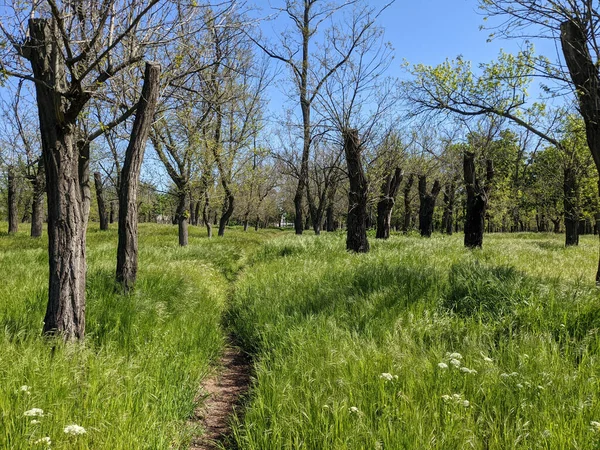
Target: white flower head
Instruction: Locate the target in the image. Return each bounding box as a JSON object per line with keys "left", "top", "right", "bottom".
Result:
{"left": 450, "top": 358, "right": 461, "bottom": 368}
{"left": 500, "top": 373, "right": 510, "bottom": 379}
{"left": 20, "top": 385, "right": 31, "bottom": 394}
{"left": 30, "top": 419, "right": 41, "bottom": 425}
{"left": 516, "top": 383, "right": 524, "bottom": 389}
{"left": 34, "top": 437, "right": 51, "bottom": 446}
{"left": 462, "top": 400, "right": 470, "bottom": 407}
{"left": 24, "top": 408, "right": 44, "bottom": 417}
{"left": 380, "top": 373, "right": 394, "bottom": 381}
{"left": 590, "top": 421, "right": 600, "bottom": 432}
{"left": 441, "top": 394, "right": 451, "bottom": 402}
{"left": 64, "top": 424, "right": 86, "bottom": 435}
{"left": 448, "top": 352, "right": 463, "bottom": 360}
{"left": 437, "top": 362, "right": 449, "bottom": 370}
{"left": 349, "top": 406, "right": 360, "bottom": 414}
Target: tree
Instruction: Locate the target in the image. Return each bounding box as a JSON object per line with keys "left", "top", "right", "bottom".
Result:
{"left": 116, "top": 62, "right": 161, "bottom": 291}
{"left": 344, "top": 128, "right": 369, "bottom": 252}
{"left": 252, "top": 0, "right": 393, "bottom": 235}
{"left": 376, "top": 167, "right": 403, "bottom": 239}
{"left": 0, "top": 1, "right": 192, "bottom": 338}
{"left": 418, "top": 175, "right": 441, "bottom": 237}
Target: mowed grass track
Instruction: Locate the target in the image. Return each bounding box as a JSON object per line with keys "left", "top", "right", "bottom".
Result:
{"left": 228, "top": 232, "right": 600, "bottom": 449}
{"left": 0, "top": 223, "right": 278, "bottom": 450}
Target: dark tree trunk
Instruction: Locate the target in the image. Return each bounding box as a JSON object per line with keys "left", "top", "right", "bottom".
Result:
{"left": 402, "top": 174, "right": 414, "bottom": 233}
{"left": 418, "top": 175, "right": 441, "bottom": 238}
{"left": 24, "top": 18, "right": 91, "bottom": 339}
{"left": 203, "top": 191, "right": 212, "bottom": 238}
{"left": 343, "top": 129, "right": 369, "bottom": 253}
{"left": 563, "top": 166, "right": 579, "bottom": 246}
{"left": 376, "top": 168, "right": 403, "bottom": 239}
{"left": 442, "top": 181, "right": 455, "bottom": 235}
{"left": 218, "top": 191, "right": 234, "bottom": 237}
{"left": 7, "top": 165, "right": 18, "bottom": 234}
{"left": 176, "top": 191, "right": 189, "bottom": 246}
{"left": 243, "top": 218, "right": 249, "bottom": 231}
{"left": 560, "top": 19, "right": 600, "bottom": 278}
{"left": 93, "top": 172, "right": 109, "bottom": 231}
{"left": 109, "top": 201, "right": 116, "bottom": 223}
{"left": 463, "top": 152, "right": 494, "bottom": 248}
{"left": 551, "top": 217, "right": 561, "bottom": 233}
{"left": 193, "top": 200, "right": 201, "bottom": 226}
{"left": 116, "top": 62, "right": 161, "bottom": 291}
{"left": 30, "top": 158, "right": 45, "bottom": 238}
{"left": 255, "top": 215, "right": 260, "bottom": 231}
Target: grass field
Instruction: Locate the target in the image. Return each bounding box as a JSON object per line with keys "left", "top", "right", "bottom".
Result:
{"left": 2, "top": 225, "right": 600, "bottom": 449}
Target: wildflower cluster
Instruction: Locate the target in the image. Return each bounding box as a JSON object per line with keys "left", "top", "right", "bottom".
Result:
{"left": 441, "top": 393, "right": 470, "bottom": 408}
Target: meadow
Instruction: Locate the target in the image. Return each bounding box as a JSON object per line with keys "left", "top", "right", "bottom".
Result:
{"left": 2, "top": 225, "right": 600, "bottom": 449}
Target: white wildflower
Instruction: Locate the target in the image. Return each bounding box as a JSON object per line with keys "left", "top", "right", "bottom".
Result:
{"left": 24, "top": 408, "right": 44, "bottom": 417}
{"left": 64, "top": 424, "right": 86, "bottom": 435}
{"left": 349, "top": 406, "right": 360, "bottom": 414}
{"left": 452, "top": 394, "right": 462, "bottom": 401}
{"left": 591, "top": 421, "right": 600, "bottom": 432}
{"left": 437, "top": 362, "right": 448, "bottom": 370}
{"left": 450, "top": 358, "right": 461, "bottom": 368}
{"left": 34, "top": 437, "right": 51, "bottom": 446}
{"left": 516, "top": 383, "right": 523, "bottom": 389}
{"left": 441, "top": 395, "right": 451, "bottom": 402}
{"left": 30, "top": 419, "right": 41, "bottom": 425}
{"left": 20, "top": 385, "right": 31, "bottom": 395}
{"left": 500, "top": 373, "right": 510, "bottom": 379}
{"left": 380, "top": 373, "right": 394, "bottom": 381}
{"left": 460, "top": 367, "right": 477, "bottom": 374}
{"left": 447, "top": 352, "right": 463, "bottom": 360}
{"left": 462, "top": 400, "right": 470, "bottom": 407}
{"left": 510, "top": 372, "right": 519, "bottom": 377}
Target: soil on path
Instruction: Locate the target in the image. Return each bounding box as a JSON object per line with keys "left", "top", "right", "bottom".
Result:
{"left": 190, "top": 346, "right": 252, "bottom": 450}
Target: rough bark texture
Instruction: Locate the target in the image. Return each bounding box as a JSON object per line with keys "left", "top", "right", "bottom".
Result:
{"left": 563, "top": 166, "right": 579, "bottom": 246}
{"left": 344, "top": 129, "right": 369, "bottom": 253}
{"left": 218, "top": 192, "right": 234, "bottom": 237}
{"left": 464, "top": 152, "right": 494, "bottom": 248}
{"left": 7, "top": 166, "right": 18, "bottom": 234}
{"left": 203, "top": 192, "right": 212, "bottom": 238}
{"left": 30, "top": 159, "right": 45, "bottom": 237}
{"left": 116, "top": 62, "right": 161, "bottom": 291}
{"left": 24, "top": 18, "right": 89, "bottom": 339}
{"left": 376, "top": 168, "right": 403, "bottom": 239}
{"left": 442, "top": 181, "right": 455, "bottom": 235}
{"left": 418, "top": 175, "right": 441, "bottom": 238}
{"left": 402, "top": 174, "right": 414, "bottom": 233}
{"left": 560, "top": 20, "right": 599, "bottom": 272}
{"left": 93, "top": 172, "right": 109, "bottom": 231}
{"left": 176, "top": 191, "right": 189, "bottom": 246}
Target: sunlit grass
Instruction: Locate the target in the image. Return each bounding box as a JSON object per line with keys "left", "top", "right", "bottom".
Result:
{"left": 0, "top": 223, "right": 275, "bottom": 449}
{"left": 228, "top": 231, "right": 600, "bottom": 449}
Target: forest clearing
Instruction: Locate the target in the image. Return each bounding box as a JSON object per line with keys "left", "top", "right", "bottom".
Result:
{"left": 2, "top": 225, "right": 600, "bottom": 449}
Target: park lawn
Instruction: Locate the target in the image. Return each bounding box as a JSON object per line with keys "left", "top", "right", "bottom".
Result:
{"left": 0, "top": 223, "right": 277, "bottom": 450}
{"left": 228, "top": 231, "right": 600, "bottom": 449}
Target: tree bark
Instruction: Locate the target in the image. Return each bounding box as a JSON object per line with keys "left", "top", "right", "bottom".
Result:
{"left": 30, "top": 159, "right": 45, "bottom": 238}
{"left": 343, "top": 129, "right": 369, "bottom": 253}
{"left": 376, "top": 167, "right": 403, "bottom": 239}
{"left": 176, "top": 190, "right": 189, "bottom": 246}
{"left": 402, "top": 174, "right": 414, "bottom": 233}
{"left": 464, "top": 152, "right": 494, "bottom": 248}
{"left": 418, "top": 175, "right": 441, "bottom": 238}
{"left": 7, "top": 165, "right": 18, "bottom": 234}
{"left": 116, "top": 62, "right": 161, "bottom": 291}
{"left": 93, "top": 172, "right": 109, "bottom": 231}
{"left": 203, "top": 191, "right": 212, "bottom": 238}
{"left": 563, "top": 166, "right": 579, "bottom": 246}
{"left": 442, "top": 181, "right": 455, "bottom": 235}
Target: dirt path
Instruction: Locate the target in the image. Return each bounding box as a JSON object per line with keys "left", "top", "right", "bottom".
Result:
{"left": 190, "top": 345, "right": 252, "bottom": 450}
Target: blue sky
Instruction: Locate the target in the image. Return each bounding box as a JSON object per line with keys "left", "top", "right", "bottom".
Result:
{"left": 260, "top": 0, "right": 560, "bottom": 120}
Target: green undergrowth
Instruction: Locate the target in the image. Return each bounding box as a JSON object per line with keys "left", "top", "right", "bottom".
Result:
{"left": 0, "top": 223, "right": 276, "bottom": 450}
{"left": 228, "top": 232, "right": 600, "bottom": 449}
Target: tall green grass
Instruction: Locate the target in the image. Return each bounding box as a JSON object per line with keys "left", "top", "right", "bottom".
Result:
{"left": 0, "top": 223, "right": 274, "bottom": 449}
{"left": 228, "top": 232, "right": 600, "bottom": 449}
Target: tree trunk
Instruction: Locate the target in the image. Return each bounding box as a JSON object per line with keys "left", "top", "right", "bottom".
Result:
{"left": 442, "top": 181, "right": 455, "bottom": 235}
{"left": 563, "top": 166, "right": 579, "bottom": 246}
{"left": 93, "top": 172, "right": 109, "bottom": 231}
{"left": 343, "top": 129, "right": 369, "bottom": 253}
{"left": 189, "top": 195, "right": 197, "bottom": 227}
{"left": 402, "top": 174, "right": 414, "bottom": 234}
{"left": 109, "top": 201, "right": 116, "bottom": 223}
{"left": 7, "top": 165, "right": 18, "bottom": 234}
{"left": 23, "top": 18, "right": 91, "bottom": 339}
{"left": 203, "top": 191, "right": 212, "bottom": 238}
{"left": 418, "top": 175, "right": 441, "bottom": 238}
{"left": 116, "top": 62, "right": 161, "bottom": 291}
{"left": 463, "top": 152, "right": 493, "bottom": 248}
{"left": 176, "top": 190, "right": 189, "bottom": 246}
{"left": 255, "top": 214, "right": 260, "bottom": 231}
{"left": 218, "top": 191, "right": 234, "bottom": 237}
{"left": 30, "top": 159, "right": 45, "bottom": 238}
{"left": 551, "top": 217, "right": 561, "bottom": 233}
{"left": 376, "top": 168, "right": 403, "bottom": 239}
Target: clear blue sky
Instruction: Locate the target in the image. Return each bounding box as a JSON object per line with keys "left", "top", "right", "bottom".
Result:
{"left": 261, "top": 0, "right": 559, "bottom": 120}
